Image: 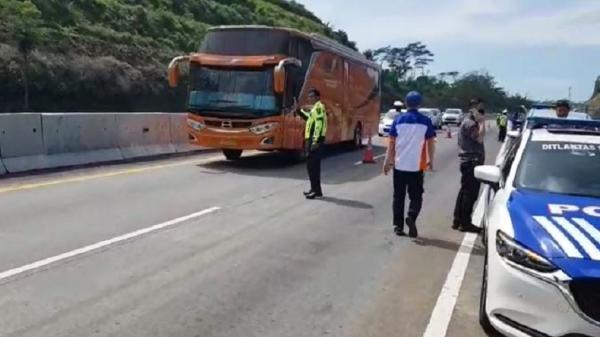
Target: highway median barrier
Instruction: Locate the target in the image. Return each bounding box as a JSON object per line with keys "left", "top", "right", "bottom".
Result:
{"left": 0, "top": 158, "right": 6, "bottom": 176}
{"left": 0, "top": 113, "right": 201, "bottom": 175}
{"left": 42, "top": 113, "right": 124, "bottom": 168}
{"left": 169, "top": 113, "right": 197, "bottom": 153}
{"left": 0, "top": 113, "right": 47, "bottom": 173}
{"left": 116, "top": 113, "right": 175, "bottom": 159}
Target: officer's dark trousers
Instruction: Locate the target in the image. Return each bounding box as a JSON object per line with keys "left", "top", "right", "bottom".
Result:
{"left": 498, "top": 126, "right": 507, "bottom": 142}
{"left": 453, "top": 160, "right": 482, "bottom": 227}
{"left": 393, "top": 170, "right": 424, "bottom": 229}
{"left": 306, "top": 145, "right": 323, "bottom": 195}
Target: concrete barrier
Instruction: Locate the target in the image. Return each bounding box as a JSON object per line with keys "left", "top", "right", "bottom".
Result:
{"left": 0, "top": 112, "right": 198, "bottom": 175}
{"left": 170, "top": 113, "right": 198, "bottom": 153}
{"left": 42, "top": 113, "right": 124, "bottom": 167}
{"left": 0, "top": 158, "right": 6, "bottom": 175}
{"left": 116, "top": 113, "right": 176, "bottom": 159}
{"left": 0, "top": 113, "right": 48, "bottom": 173}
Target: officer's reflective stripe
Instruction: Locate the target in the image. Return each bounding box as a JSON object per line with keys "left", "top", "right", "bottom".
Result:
{"left": 572, "top": 218, "right": 600, "bottom": 248}
{"left": 534, "top": 216, "right": 584, "bottom": 258}
{"left": 554, "top": 217, "right": 600, "bottom": 260}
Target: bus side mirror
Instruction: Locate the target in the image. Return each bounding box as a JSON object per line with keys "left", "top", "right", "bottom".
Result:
{"left": 273, "top": 58, "right": 302, "bottom": 94}
{"left": 167, "top": 55, "right": 190, "bottom": 88}
{"left": 274, "top": 66, "right": 285, "bottom": 94}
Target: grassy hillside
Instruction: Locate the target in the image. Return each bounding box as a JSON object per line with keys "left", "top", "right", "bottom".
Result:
{"left": 0, "top": 0, "right": 355, "bottom": 112}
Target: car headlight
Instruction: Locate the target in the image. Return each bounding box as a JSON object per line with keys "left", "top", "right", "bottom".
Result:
{"left": 496, "top": 230, "right": 558, "bottom": 273}
{"left": 187, "top": 119, "right": 205, "bottom": 131}
{"left": 250, "top": 122, "right": 278, "bottom": 135}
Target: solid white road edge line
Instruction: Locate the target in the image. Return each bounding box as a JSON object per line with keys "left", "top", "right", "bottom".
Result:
{"left": 0, "top": 207, "right": 221, "bottom": 282}
{"left": 422, "top": 232, "right": 478, "bottom": 337}
{"left": 422, "top": 190, "right": 485, "bottom": 337}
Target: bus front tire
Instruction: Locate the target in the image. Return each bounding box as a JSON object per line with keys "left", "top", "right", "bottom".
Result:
{"left": 223, "top": 149, "right": 243, "bottom": 161}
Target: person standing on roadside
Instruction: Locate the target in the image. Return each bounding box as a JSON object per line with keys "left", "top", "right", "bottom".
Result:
{"left": 298, "top": 89, "right": 328, "bottom": 200}
{"left": 383, "top": 91, "right": 436, "bottom": 238}
{"left": 497, "top": 109, "right": 508, "bottom": 142}
{"left": 452, "top": 99, "right": 486, "bottom": 233}
{"left": 555, "top": 99, "right": 571, "bottom": 118}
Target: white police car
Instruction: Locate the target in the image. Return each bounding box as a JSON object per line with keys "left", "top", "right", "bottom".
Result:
{"left": 475, "top": 117, "right": 600, "bottom": 337}
{"left": 379, "top": 109, "right": 404, "bottom": 137}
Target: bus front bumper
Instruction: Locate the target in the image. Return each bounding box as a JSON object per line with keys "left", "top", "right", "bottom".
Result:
{"left": 188, "top": 127, "right": 283, "bottom": 150}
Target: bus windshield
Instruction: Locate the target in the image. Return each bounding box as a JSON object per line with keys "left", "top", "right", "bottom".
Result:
{"left": 188, "top": 65, "right": 280, "bottom": 118}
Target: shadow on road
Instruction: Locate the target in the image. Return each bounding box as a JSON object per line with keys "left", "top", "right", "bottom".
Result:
{"left": 413, "top": 237, "right": 485, "bottom": 257}
{"left": 317, "top": 196, "right": 374, "bottom": 210}
{"left": 198, "top": 144, "right": 386, "bottom": 185}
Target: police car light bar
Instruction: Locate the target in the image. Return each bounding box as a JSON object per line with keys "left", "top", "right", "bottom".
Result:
{"left": 531, "top": 103, "right": 555, "bottom": 110}
{"left": 528, "top": 116, "right": 600, "bottom": 130}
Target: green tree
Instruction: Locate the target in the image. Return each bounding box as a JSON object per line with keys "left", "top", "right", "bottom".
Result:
{"left": 2, "top": 0, "right": 44, "bottom": 111}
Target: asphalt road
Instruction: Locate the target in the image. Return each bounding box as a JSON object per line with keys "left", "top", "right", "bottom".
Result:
{"left": 0, "top": 125, "right": 501, "bottom": 337}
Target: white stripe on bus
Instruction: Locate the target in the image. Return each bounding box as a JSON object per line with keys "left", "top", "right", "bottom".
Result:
{"left": 533, "top": 216, "right": 584, "bottom": 259}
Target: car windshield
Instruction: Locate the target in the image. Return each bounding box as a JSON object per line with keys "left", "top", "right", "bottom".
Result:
{"left": 516, "top": 139, "right": 600, "bottom": 198}
{"left": 188, "top": 64, "right": 280, "bottom": 118}
{"left": 445, "top": 109, "right": 461, "bottom": 115}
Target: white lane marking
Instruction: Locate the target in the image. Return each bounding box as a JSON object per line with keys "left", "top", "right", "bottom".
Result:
{"left": 554, "top": 217, "right": 600, "bottom": 260}
{"left": 422, "top": 233, "right": 478, "bottom": 337}
{"left": 572, "top": 218, "right": 600, "bottom": 246}
{"left": 353, "top": 153, "right": 386, "bottom": 166}
{"left": 0, "top": 207, "right": 220, "bottom": 282}
{"left": 534, "top": 216, "right": 583, "bottom": 259}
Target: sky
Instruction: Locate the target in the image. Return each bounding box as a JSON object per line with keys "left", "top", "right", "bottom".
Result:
{"left": 296, "top": 0, "right": 600, "bottom": 102}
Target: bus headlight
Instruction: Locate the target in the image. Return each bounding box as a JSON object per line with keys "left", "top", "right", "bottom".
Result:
{"left": 250, "top": 123, "right": 278, "bottom": 135}
{"left": 496, "top": 230, "right": 558, "bottom": 273}
{"left": 187, "top": 119, "right": 205, "bottom": 131}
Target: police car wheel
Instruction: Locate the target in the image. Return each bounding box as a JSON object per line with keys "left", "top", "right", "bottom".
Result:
{"left": 479, "top": 248, "right": 497, "bottom": 334}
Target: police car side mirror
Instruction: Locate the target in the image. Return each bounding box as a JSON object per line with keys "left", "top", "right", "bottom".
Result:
{"left": 507, "top": 130, "right": 520, "bottom": 138}
{"left": 475, "top": 165, "right": 501, "bottom": 189}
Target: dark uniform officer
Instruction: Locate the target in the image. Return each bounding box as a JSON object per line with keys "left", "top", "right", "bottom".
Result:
{"left": 298, "top": 89, "right": 328, "bottom": 199}
{"left": 452, "top": 99, "right": 486, "bottom": 233}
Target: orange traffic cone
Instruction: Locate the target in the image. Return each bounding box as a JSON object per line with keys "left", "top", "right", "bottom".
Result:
{"left": 362, "top": 136, "right": 376, "bottom": 164}
{"left": 446, "top": 125, "right": 452, "bottom": 139}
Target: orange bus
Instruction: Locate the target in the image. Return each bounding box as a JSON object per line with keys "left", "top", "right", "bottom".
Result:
{"left": 168, "top": 26, "right": 381, "bottom": 160}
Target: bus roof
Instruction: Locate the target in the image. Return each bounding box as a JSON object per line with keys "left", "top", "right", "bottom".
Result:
{"left": 209, "top": 25, "right": 378, "bottom": 69}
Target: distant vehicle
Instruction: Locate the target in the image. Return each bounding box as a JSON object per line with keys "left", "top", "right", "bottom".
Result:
{"left": 378, "top": 109, "right": 404, "bottom": 137}
{"left": 379, "top": 108, "right": 442, "bottom": 136}
{"left": 442, "top": 108, "right": 464, "bottom": 125}
{"left": 167, "top": 26, "right": 381, "bottom": 160}
{"left": 476, "top": 117, "right": 600, "bottom": 337}
{"left": 420, "top": 108, "right": 443, "bottom": 129}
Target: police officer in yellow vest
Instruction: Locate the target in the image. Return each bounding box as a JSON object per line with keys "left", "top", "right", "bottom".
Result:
{"left": 497, "top": 109, "right": 508, "bottom": 142}
{"left": 298, "top": 89, "right": 328, "bottom": 199}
